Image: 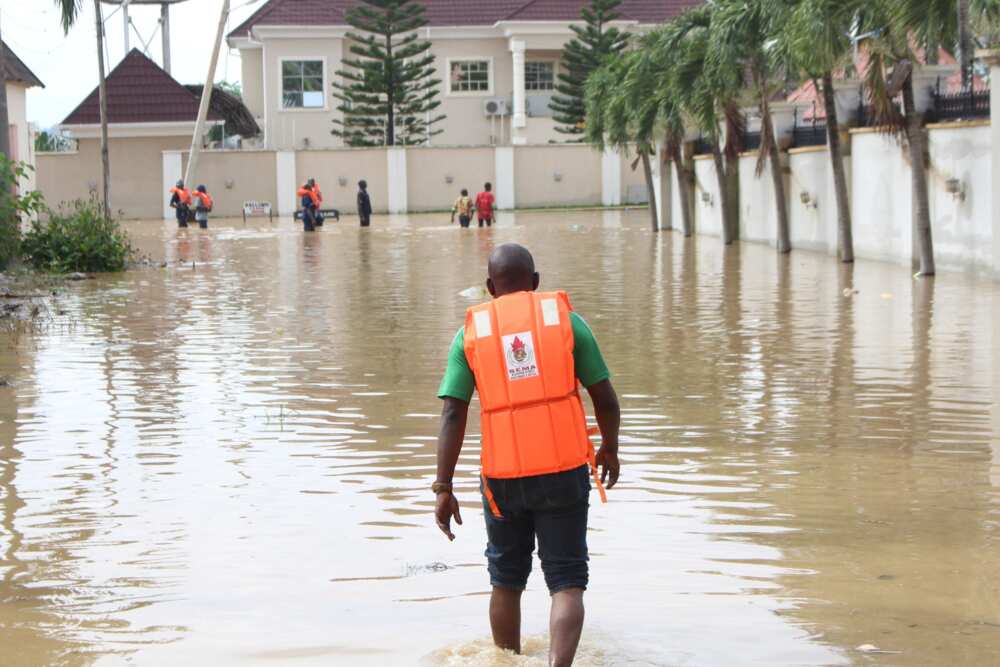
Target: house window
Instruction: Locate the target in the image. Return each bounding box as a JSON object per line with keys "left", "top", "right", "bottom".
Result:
{"left": 449, "top": 59, "right": 491, "bottom": 94}
{"left": 282, "top": 60, "right": 324, "bottom": 109}
{"left": 525, "top": 61, "right": 555, "bottom": 91}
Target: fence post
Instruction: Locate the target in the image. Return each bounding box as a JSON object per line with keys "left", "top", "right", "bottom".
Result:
{"left": 275, "top": 151, "right": 297, "bottom": 216}
{"left": 162, "top": 150, "right": 183, "bottom": 220}
{"left": 601, "top": 146, "right": 622, "bottom": 207}
{"left": 387, "top": 146, "right": 408, "bottom": 214}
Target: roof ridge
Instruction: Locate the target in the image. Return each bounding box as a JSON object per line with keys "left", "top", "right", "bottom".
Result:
{"left": 1, "top": 40, "right": 44, "bottom": 88}
{"left": 61, "top": 49, "right": 214, "bottom": 126}
{"left": 228, "top": 0, "right": 288, "bottom": 39}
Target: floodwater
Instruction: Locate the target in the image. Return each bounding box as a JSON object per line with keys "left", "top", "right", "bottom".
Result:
{"left": 1, "top": 210, "right": 998, "bottom": 666}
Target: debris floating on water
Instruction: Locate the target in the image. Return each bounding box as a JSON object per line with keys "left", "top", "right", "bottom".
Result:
{"left": 459, "top": 286, "right": 489, "bottom": 299}
{"left": 856, "top": 644, "right": 902, "bottom": 654}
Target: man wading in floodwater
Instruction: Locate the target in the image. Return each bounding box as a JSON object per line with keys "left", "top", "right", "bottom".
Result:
{"left": 434, "top": 243, "right": 621, "bottom": 666}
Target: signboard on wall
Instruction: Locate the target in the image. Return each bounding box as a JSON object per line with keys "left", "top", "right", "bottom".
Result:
{"left": 242, "top": 200, "right": 273, "bottom": 222}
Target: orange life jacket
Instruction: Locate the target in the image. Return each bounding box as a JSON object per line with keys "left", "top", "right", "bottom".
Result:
{"left": 297, "top": 186, "right": 321, "bottom": 207}
{"left": 463, "top": 290, "right": 606, "bottom": 516}
{"left": 170, "top": 186, "right": 192, "bottom": 206}
{"left": 192, "top": 191, "right": 213, "bottom": 210}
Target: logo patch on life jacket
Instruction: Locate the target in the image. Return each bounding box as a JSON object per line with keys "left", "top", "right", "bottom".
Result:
{"left": 503, "top": 332, "right": 539, "bottom": 381}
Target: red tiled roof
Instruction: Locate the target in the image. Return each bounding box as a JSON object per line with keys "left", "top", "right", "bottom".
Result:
{"left": 229, "top": 0, "right": 701, "bottom": 37}
{"left": 2, "top": 41, "right": 44, "bottom": 88}
{"left": 61, "top": 49, "right": 222, "bottom": 126}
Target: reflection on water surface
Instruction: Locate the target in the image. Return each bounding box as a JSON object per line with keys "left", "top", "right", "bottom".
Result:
{"left": 1, "top": 211, "right": 998, "bottom": 666}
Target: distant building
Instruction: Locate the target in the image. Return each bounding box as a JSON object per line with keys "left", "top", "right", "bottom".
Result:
{"left": 3, "top": 40, "right": 44, "bottom": 192}
{"left": 227, "top": 0, "right": 700, "bottom": 149}
{"left": 48, "top": 49, "right": 256, "bottom": 218}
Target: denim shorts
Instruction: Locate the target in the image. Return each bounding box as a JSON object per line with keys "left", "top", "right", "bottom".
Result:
{"left": 482, "top": 464, "right": 591, "bottom": 594}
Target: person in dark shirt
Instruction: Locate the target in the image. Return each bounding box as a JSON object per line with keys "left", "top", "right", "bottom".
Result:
{"left": 357, "top": 180, "right": 372, "bottom": 227}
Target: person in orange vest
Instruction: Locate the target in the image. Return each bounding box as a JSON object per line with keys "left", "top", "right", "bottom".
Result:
{"left": 434, "top": 243, "right": 621, "bottom": 666}
{"left": 192, "top": 185, "right": 213, "bottom": 229}
{"left": 304, "top": 178, "right": 326, "bottom": 226}
{"left": 297, "top": 181, "right": 321, "bottom": 232}
{"left": 169, "top": 180, "right": 192, "bottom": 228}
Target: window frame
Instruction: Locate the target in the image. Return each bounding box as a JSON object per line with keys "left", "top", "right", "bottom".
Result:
{"left": 278, "top": 56, "right": 328, "bottom": 112}
{"left": 525, "top": 59, "right": 558, "bottom": 92}
{"left": 445, "top": 57, "right": 494, "bottom": 97}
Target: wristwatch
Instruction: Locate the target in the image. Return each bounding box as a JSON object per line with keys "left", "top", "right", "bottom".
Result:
{"left": 432, "top": 481, "right": 453, "bottom": 495}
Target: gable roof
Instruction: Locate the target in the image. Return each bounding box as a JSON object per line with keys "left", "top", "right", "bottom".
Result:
{"left": 229, "top": 0, "right": 701, "bottom": 38}
{"left": 2, "top": 41, "right": 44, "bottom": 88}
{"left": 62, "top": 49, "right": 222, "bottom": 126}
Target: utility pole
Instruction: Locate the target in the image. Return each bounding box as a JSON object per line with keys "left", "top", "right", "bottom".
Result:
{"left": 161, "top": 2, "right": 171, "bottom": 74}
{"left": 123, "top": 0, "right": 131, "bottom": 53}
{"left": 184, "top": 0, "right": 229, "bottom": 187}
{"left": 94, "top": 0, "right": 111, "bottom": 214}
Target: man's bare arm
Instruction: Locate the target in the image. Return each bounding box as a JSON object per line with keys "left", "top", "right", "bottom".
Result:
{"left": 586, "top": 379, "right": 621, "bottom": 488}
{"left": 434, "top": 397, "right": 470, "bottom": 540}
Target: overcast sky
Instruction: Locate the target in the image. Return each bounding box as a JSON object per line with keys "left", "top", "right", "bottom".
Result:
{"left": 2, "top": 0, "right": 265, "bottom": 129}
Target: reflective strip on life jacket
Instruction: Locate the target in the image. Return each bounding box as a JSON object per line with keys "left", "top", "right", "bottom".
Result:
{"left": 464, "top": 290, "right": 596, "bottom": 490}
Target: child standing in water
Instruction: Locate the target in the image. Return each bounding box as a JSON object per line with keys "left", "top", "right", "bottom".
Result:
{"left": 357, "top": 180, "right": 372, "bottom": 227}
{"left": 451, "top": 189, "right": 474, "bottom": 228}
{"left": 192, "top": 185, "right": 213, "bottom": 229}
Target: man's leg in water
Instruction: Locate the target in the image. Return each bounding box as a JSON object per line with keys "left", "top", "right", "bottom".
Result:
{"left": 550, "top": 588, "right": 584, "bottom": 667}
{"left": 489, "top": 587, "right": 523, "bottom": 653}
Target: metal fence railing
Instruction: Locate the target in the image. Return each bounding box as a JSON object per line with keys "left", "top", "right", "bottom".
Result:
{"left": 792, "top": 125, "right": 828, "bottom": 147}
{"left": 693, "top": 137, "right": 715, "bottom": 156}
{"left": 929, "top": 88, "right": 990, "bottom": 122}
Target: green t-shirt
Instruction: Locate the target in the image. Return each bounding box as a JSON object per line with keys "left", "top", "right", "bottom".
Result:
{"left": 437, "top": 311, "right": 609, "bottom": 402}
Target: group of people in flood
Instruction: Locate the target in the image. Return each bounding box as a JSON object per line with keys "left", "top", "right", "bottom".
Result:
{"left": 450, "top": 182, "right": 495, "bottom": 228}
{"left": 168, "top": 180, "right": 213, "bottom": 229}
{"left": 167, "top": 177, "right": 497, "bottom": 232}
{"left": 297, "top": 177, "right": 371, "bottom": 231}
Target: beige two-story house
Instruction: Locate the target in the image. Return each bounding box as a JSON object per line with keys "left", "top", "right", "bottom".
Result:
{"left": 227, "top": 0, "right": 698, "bottom": 149}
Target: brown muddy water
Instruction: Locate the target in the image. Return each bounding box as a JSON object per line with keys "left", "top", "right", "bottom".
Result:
{"left": 1, "top": 210, "right": 998, "bottom": 666}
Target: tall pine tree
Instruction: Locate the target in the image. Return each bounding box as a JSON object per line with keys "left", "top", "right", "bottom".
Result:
{"left": 332, "top": 0, "right": 444, "bottom": 146}
{"left": 550, "top": 0, "right": 629, "bottom": 138}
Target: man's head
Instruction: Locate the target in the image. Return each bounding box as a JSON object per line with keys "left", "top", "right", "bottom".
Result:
{"left": 461, "top": 188, "right": 468, "bottom": 197}
{"left": 484, "top": 182, "right": 492, "bottom": 193}
{"left": 307, "top": 178, "right": 316, "bottom": 188}
{"left": 196, "top": 184, "right": 206, "bottom": 193}
{"left": 359, "top": 180, "right": 368, "bottom": 190}
{"left": 176, "top": 180, "right": 184, "bottom": 189}
{"left": 487, "top": 243, "right": 539, "bottom": 297}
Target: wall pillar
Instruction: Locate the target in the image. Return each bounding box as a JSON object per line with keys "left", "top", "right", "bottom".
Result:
{"left": 162, "top": 150, "right": 183, "bottom": 219}
{"left": 601, "top": 146, "right": 622, "bottom": 207}
{"left": 510, "top": 39, "right": 527, "bottom": 136}
{"left": 495, "top": 146, "right": 515, "bottom": 210}
{"left": 275, "top": 150, "right": 296, "bottom": 216}
{"left": 650, "top": 143, "right": 670, "bottom": 229}
{"left": 980, "top": 50, "right": 1000, "bottom": 280}
{"left": 387, "top": 147, "right": 408, "bottom": 213}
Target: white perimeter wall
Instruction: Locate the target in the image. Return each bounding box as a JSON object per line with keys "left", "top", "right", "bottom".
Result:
{"left": 668, "top": 120, "right": 995, "bottom": 277}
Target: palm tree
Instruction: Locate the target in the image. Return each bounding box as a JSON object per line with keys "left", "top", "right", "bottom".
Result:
{"left": 55, "top": 0, "right": 110, "bottom": 216}
{"left": 772, "top": 0, "right": 861, "bottom": 263}
{"left": 642, "top": 26, "right": 696, "bottom": 237}
{"left": 859, "top": 0, "right": 965, "bottom": 277}
{"left": 584, "top": 52, "right": 659, "bottom": 231}
{"left": 660, "top": 6, "right": 743, "bottom": 245}
{"left": 709, "top": 0, "right": 793, "bottom": 253}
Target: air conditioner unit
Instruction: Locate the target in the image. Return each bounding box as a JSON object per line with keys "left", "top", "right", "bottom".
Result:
{"left": 483, "top": 98, "right": 510, "bottom": 117}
